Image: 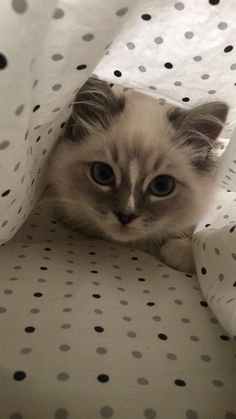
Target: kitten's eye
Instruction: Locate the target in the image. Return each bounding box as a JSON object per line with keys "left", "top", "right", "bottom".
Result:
{"left": 90, "top": 162, "right": 115, "bottom": 185}
{"left": 149, "top": 175, "right": 175, "bottom": 197}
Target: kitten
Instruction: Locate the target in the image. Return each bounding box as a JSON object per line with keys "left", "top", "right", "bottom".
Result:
{"left": 48, "top": 78, "right": 228, "bottom": 273}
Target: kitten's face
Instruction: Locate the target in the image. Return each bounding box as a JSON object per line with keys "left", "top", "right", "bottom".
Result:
{"left": 49, "top": 79, "right": 228, "bottom": 244}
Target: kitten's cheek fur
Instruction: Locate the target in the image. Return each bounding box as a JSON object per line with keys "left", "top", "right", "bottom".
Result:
{"left": 160, "top": 238, "right": 196, "bottom": 274}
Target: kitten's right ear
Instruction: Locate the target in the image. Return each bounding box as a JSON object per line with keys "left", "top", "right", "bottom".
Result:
{"left": 66, "top": 77, "right": 125, "bottom": 140}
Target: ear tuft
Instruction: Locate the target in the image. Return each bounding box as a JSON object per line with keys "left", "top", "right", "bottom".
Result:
{"left": 66, "top": 78, "right": 125, "bottom": 140}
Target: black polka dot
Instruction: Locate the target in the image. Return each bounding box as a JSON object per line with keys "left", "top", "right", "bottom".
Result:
{"left": 233, "top": 281, "right": 236, "bottom": 287}
{"left": 1, "top": 189, "right": 11, "bottom": 197}
{"left": 158, "top": 333, "right": 168, "bottom": 340}
{"left": 44, "top": 247, "right": 51, "bottom": 251}
{"left": 114, "top": 70, "right": 122, "bottom": 77}
{"left": 209, "top": 0, "right": 220, "bottom": 4}
{"left": 94, "top": 326, "right": 104, "bottom": 333}
{"left": 164, "top": 62, "right": 173, "bottom": 69}
{"left": 89, "top": 252, "right": 96, "bottom": 255}
{"left": 97, "top": 374, "right": 109, "bottom": 382}
{"left": 131, "top": 256, "right": 138, "bottom": 260}
{"left": 147, "top": 302, "right": 155, "bottom": 306}
{"left": 13, "top": 371, "right": 26, "bottom": 381}
{"left": 200, "top": 301, "right": 208, "bottom": 307}
{"left": 36, "top": 136, "right": 41, "bottom": 143}
{"left": 24, "top": 326, "right": 35, "bottom": 333}
{"left": 138, "top": 277, "right": 146, "bottom": 282}
{"left": 93, "top": 294, "right": 101, "bottom": 299}
{"left": 0, "top": 53, "right": 7, "bottom": 69}
{"left": 230, "top": 225, "right": 236, "bottom": 233}
{"left": 182, "top": 97, "right": 190, "bottom": 102}
{"left": 76, "top": 64, "right": 87, "bottom": 70}
{"left": 141, "top": 13, "right": 151, "bottom": 20}
{"left": 205, "top": 223, "right": 211, "bottom": 227}
{"left": 220, "top": 335, "right": 230, "bottom": 341}
{"left": 40, "top": 266, "right": 48, "bottom": 271}
{"left": 201, "top": 267, "right": 207, "bottom": 275}
{"left": 185, "top": 274, "right": 192, "bottom": 278}
{"left": 33, "top": 292, "right": 43, "bottom": 297}
{"left": 60, "top": 122, "right": 66, "bottom": 129}
{"left": 224, "top": 45, "right": 233, "bottom": 53}
{"left": 174, "top": 379, "right": 186, "bottom": 386}
{"left": 91, "top": 270, "right": 98, "bottom": 274}
{"left": 33, "top": 104, "right": 40, "bottom": 112}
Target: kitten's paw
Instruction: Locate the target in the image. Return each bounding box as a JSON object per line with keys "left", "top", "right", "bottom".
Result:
{"left": 160, "top": 239, "right": 196, "bottom": 274}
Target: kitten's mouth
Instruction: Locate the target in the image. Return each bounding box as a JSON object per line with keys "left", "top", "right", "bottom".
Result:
{"left": 109, "top": 223, "right": 140, "bottom": 242}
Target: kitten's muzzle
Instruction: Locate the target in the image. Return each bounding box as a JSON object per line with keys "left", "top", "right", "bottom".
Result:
{"left": 113, "top": 211, "right": 138, "bottom": 226}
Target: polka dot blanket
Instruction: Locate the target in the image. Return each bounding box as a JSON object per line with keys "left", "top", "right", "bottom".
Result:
{"left": 0, "top": 1, "right": 236, "bottom": 418}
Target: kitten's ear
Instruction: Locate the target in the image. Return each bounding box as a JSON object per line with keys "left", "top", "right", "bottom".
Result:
{"left": 66, "top": 77, "right": 125, "bottom": 140}
{"left": 168, "top": 101, "right": 229, "bottom": 145}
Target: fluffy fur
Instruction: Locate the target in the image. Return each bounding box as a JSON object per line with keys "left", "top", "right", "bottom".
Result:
{"left": 47, "top": 78, "right": 228, "bottom": 272}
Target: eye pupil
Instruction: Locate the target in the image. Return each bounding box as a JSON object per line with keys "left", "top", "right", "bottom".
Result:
{"left": 91, "top": 162, "right": 114, "bottom": 185}
{"left": 150, "top": 175, "right": 175, "bottom": 197}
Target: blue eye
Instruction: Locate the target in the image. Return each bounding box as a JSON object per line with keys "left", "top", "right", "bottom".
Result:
{"left": 91, "top": 162, "right": 115, "bottom": 185}
{"left": 150, "top": 175, "right": 175, "bottom": 197}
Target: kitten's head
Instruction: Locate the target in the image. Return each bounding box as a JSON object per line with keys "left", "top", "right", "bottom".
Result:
{"left": 49, "top": 78, "right": 228, "bottom": 243}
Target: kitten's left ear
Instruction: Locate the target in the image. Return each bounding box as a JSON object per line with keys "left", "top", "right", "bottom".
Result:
{"left": 168, "top": 101, "right": 229, "bottom": 145}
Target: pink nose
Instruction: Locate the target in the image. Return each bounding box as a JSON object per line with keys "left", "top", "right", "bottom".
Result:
{"left": 114, "top": 211, "right": 138, "bottom": 225}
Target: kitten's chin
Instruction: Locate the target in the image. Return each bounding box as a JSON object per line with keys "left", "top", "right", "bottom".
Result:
{"left": 106, "top": 225, "right": 144, "bottom": 243}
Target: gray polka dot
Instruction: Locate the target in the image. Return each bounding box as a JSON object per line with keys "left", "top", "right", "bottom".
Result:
{"left": 201, "top": 354, "right": 211, "bottom": 362}
{"left": 144, "top": 408, "right": 157, "bottom": 419}
{"left": 12, "top": 0, "right": 28, "bottom": 14}
{"left": 59, "top": 344, "right": 71, "bottom": 352}
{"left": 52, "top": 53, "right": 64, "bottom": 61}
{"left": 175, "top": 299, "right": 183, "bottom": 305}
{"left": 57, "top": 372, "right": 69, "bottom": 381}
{"left": 202, "top": 243, "right": 206, "bottom": 250}
{"left": 174, "top": 81, "right": 182, "bottom": 86}
{"left": 182, "top": 318, "right": 190, "bottom": 323}
{"left": 201, "top": 74, "right": 210, "bottom": 79}
{"left": 30, "top": 308, "right": 40, "bottom": 313}
{"left": 53, "top": 8, "right": 65, "bottom": 19}
{"left": 52, "top": 84, "right": 62, "bottom": 91}
{"left": 127, "top": 331, "right": 136, "bottom": 338}
{"left": 154, "top": 36, "right": 163, "bottom": 44}
{"left": 226, "top": 298, "right": 235, "bottom": 304}
{"left": 175, "top": 2, "right": 184, "bottom": 10}
{"left": 208, "top": 90, "right": 216, "bottom": 94}
{"left": 224, "top": 214, "right": 229, "bottom": 219}
{"left": 219, "top": 273, "right": 224, "bottom": 283}
{"left": 230, "top": 63, "right": 236, "bottom": 70}
{"left": 212, "top": 379, "right": 224, "bottom": 387}
{"left": 94, "top": 309, "right": 103, "bottom": 314}
{"left": 61, "top": 323, "right": 71, "bottom": 329}
{"left": 190, "top": 335, "right": 199, "bottom": 342}
{"left": 100, "top": 406, "right": 114, "bottom": 418}
{"left": 185, "top": 31, "right": 194, "bottom": 39}
{"left": 96, "top": 347, "right": 107, "bottom": 355}
{"left": 62, "top": 307, "right": 72, "bottom": 312}
{"left": 149, "top": 85, "right": 157, "bottom": 90}
{"left": 1, "top": 220, "right": 8, "bottom": 227}
{"left": 15, "top": 104, "right": 24, "bottom": 116}
{"left": 52, "top": 108, "right": 61, "bottom": 113}
{"left": 127, "top": 42, "right": 135, "bottom": 50}
{"left": 123, "top": 316, "right": 132, "bottom": 321}
{"left": 120, "top": 300, "right": 128, "bottom": 305}
{"left": 116, "top": 7, "right": 128, "bottom": 16}
{"left": 82, "top": 33, "right": 94, "bottom": 41}
{"left": 138, "top": 377, "right": 149, "bottom": 385}
{"left": 152, "top": 315, "right": 161, "bottom": 321}
{"left": 210, "top": 318, "right": 218, "bottom": 324}
{"left": 0, "top": 307, "right": 6, "bottom": 313}
{"left": 193, "top": 55, "right": 202, "bottom": 61}
{"left": 167, "top": 353, "right": 177, "bottom": 360}
{"left": 132, "top": 350, "right": 143, "bottom": 359}
{"left": 0, "top": 140, "right": 10, "bottom": 150}
{"left": 218, "top": 22, "right": 228, "bottom": 30}
{"left": 217, "top": 205, "right": 222, "bottom": 210}
{"left": 186, "top": 409, "right": 198, "bottom": 419}
{"left": 32, "top": 79, "right": 38, "bottom": 88}
{"left": 10, "top": 413, "right": 23, "bottom": 419}
{"left": 54, "top": 408, "right": 69, "bottom": 419}
{"left": 232, "top": 253, "right": 236, "bottom": 261}
{"left": 4, "top": 289, "right": 13, "bottom": 295}
{"left": 138, "top": 65, "right": 147, "bottom": 72}
{"left": 20, "top": 347, "right": 32, "bottom": 354}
